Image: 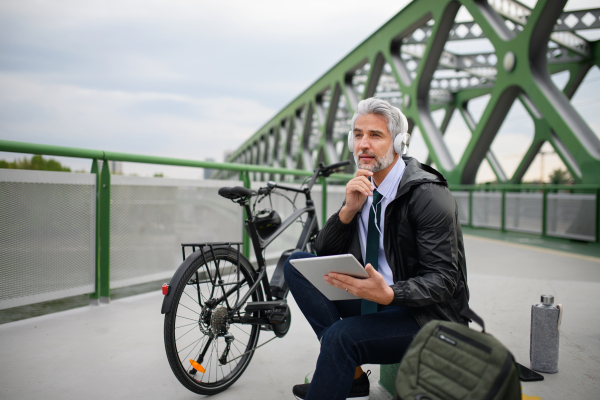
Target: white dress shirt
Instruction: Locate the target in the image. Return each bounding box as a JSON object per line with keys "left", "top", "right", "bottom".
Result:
{"left": 357, "top": 157, "right": 406, "bottom": 286}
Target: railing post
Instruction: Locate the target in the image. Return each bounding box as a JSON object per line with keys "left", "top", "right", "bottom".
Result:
{"left": 90, "top": 159, "right": 101, "bottom": 305}
{"left": 468, "top": 189, "right": 473, "bottom": 227}
{"left": 501, "top": 189, "right": 506, "bottom": 232}
{"left": 596, "top": 188, "right": 600, "bottom": 243}
{"left": 542, "top": 188, "right": 548, "bottom": 238}
{"left": 98, "top": 160, "right": 111, "bottom": 303}
{"left": 241, "top": 170, "right": 251, "bottom": 259}
{"left": 321, "top": 176, "right": 327, "bottom": 227}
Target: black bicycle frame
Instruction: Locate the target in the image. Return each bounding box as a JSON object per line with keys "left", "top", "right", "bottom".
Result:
{"left": 230, "top": 186, "right": 318, "bottom": 307}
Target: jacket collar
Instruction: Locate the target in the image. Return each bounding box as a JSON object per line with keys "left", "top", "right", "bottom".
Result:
{"left": 394, "top": 156, "right": 448, "bottom": 200}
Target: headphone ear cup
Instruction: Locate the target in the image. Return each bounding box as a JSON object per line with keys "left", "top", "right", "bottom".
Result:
{"left": 393, "top": 133, "right": 404, "bottom": 154}
{"left": 348, "top": 130, "right": 354, "bottom": 153}
{"left": 402, "top": 133, "right": 410, "bottom": 155}
{"left": 394, "top": 133, "right": 411, "bottom": 155}
{"left": 392, "top": 107, "right": 410, "bottom": 155}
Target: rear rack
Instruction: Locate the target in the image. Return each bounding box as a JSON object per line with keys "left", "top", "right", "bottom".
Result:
{"left": 180, "top": 242, "right": 243, "bottom": 261}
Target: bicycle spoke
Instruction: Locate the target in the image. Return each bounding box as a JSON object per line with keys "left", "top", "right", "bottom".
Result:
{"left": 204, "top": 345, "right": 214, "bottom": 383}
{"left": 214, "top": 339, "right": 220, "bottom": 381}
{"left": 182, "top": 336, "right": 203, "bottom": 366}
{"left": 219, "top": 358, "right": 226, "bottom": 378}
{"left": 175, "top": 321, "right": 198, "bottom": 329}
{"left": 179, "top": 302, "right": 201, "bottom": 316}
{"left": 214, "top": 341, "right": 218, "bottom": 381}
{"left": 230, "top": 324, "right": 250, "bottom": 337}
{"left": 199, "top": 286, "right": 209, "bottom": 303}
{"left": 175, "top": 315, "right": 198, "bottom": 323}
{"left": 184, "top": 276, "right": 208, "bottom": 307}
{"left": 183, "top": 288, "right": 202, "bottom": 306}
{"left": 212, "top": 259, "right": 232, "bottom": 310}
{"left": 230, "top": 341, "right": 243, "bottom": 360}
{"left": 177, "top": 336, "right": 202, "bottom": 355}
{"left": 175, "top": 323, "right": 200, "bottom": 342}
{"left": 234, "top": 337, "right": 251, "bottom": 349}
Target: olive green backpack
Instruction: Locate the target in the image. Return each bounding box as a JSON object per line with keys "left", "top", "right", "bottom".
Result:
{"left": 395, "top": 308, "right": 521, "bottom": 400}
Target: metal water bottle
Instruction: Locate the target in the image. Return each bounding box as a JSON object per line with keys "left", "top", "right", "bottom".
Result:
{"left": 530, "top": 294, "right": 563, "bottom": 373}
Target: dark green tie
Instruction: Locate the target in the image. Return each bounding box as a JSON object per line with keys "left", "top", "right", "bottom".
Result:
{"left": 362, "top": 189, "right": 383, "bottom": 315}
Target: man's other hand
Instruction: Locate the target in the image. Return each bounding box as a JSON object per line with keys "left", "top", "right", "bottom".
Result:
{"left": 323, "top": 263, "right": 394, "bottom": 305}
{"left": 339, "top": 169, "right": 374, "bottom": 224}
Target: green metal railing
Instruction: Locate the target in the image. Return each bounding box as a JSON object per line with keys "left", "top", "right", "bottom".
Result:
{"left": 1, "top": 139, "right": 598, "bottom": 305}
{"left": 449, "top": 183, "right": 600, "bottom": 242}
{"left": 0, "top": 139, "right": 352, "bottom": 303}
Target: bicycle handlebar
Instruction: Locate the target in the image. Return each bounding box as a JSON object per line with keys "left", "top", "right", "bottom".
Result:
{"left": 305, "top": 160, "right": 351, "bottom": 190}
{"left": 260, "top": 160, "right": 351, "bottom": 197}
{"left": 320, "top": 160, "right": 351, "bottom": 176}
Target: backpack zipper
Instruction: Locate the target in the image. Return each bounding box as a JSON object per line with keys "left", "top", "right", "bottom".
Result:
{"left": 435, "top": 325, "right": 492, "bottom": 354}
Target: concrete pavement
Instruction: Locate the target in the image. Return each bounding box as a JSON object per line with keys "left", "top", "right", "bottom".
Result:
{"left": 1, "top": 235, "right": 599, "bottom": 399}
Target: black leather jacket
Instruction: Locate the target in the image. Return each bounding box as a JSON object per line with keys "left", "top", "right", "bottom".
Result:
{"left": 314, "top": 157, "right": 469, "bottom": 327}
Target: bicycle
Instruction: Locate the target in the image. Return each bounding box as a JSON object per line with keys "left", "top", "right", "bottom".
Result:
{"left": 161, "top": 160, "right": 351, "bottom": 395}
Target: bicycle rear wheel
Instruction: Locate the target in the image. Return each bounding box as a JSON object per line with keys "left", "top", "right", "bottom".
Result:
{"left": 164, "top": 246, "right": 262, "bottom": 395}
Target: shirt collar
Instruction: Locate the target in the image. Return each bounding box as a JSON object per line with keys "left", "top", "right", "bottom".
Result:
{"left": 371, "top": 157, "right": 406, "bottom": 200}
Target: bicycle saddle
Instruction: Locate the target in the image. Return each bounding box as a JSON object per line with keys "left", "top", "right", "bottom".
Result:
{"left": 218, "top": 186, "right": 256, "bottom": 200}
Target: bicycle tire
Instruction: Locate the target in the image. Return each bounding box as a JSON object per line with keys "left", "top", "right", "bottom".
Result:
{"left": 164, "top": 246, "right": 262, "bottom": 395}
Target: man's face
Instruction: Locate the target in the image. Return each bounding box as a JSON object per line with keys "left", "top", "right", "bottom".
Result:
{"left": 352, "top": 113, "right": 395, "bottom": 172}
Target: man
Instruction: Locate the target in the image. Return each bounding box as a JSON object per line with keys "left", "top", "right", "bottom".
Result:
{"left": 283, "top": 97, "right": 469, "bottom": 400}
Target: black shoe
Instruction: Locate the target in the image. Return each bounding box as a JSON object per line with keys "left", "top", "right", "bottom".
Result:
{"left": 292, "top": 370, "right": 371, "bottom": 400}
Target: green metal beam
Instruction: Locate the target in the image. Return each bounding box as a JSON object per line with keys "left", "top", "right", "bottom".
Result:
{"left": 225, "top": 0, "right": 600, "bottom": 186}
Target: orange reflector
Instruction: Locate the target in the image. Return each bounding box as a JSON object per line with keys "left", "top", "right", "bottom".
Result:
{"left": 189, "top": 359, "right": 206, "bottom": 373}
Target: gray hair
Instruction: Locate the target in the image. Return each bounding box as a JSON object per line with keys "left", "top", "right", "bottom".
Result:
{"left": 350, "top": 98, "right": 405, "bottom": 139}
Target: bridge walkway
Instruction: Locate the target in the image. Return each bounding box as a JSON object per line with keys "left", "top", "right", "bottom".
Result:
{"left": 1, "top": 235, "right": 599, "bottom": 400}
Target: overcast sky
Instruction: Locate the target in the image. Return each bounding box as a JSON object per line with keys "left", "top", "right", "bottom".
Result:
{"left": 0, "top": 0, "right": 598, "bottom": 181}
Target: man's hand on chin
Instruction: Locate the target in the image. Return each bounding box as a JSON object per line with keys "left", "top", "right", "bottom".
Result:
{"left": 339, "top": 169, "right": 374, "bottom": 224}
{"left": 323, "top": 264, "right": 394, "bottom": 305}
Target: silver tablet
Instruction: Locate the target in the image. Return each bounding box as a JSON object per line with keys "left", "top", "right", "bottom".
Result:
{"left": 289, "top": 254, "right": 369, "bottom": 301}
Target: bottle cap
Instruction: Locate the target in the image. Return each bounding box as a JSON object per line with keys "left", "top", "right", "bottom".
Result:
{"left": 541, "top": 294, "right": 554, "bottom": 305}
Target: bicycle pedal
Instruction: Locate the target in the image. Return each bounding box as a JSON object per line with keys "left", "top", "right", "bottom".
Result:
{"left": 244, "top": 301, "right": 289, "bottom": 324}
{"left": 269, "top": 304, "right": 289, "bottom": 324}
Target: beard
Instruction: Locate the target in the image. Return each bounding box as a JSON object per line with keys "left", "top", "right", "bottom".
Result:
{"left": 354, "top": 145, "right": 395, "bottom": 172}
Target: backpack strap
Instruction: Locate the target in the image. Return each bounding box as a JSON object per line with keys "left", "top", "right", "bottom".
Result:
{"left": 460, "top": 307, "right": 485, "bottom": 333}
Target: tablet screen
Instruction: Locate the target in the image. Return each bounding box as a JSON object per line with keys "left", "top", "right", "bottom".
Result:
{"left": 289, "top": 254, "right": 368, "bottom": 301}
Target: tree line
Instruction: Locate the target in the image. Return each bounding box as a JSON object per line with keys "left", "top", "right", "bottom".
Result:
{"left": 0, "top": 155, "right": 71, "bottom": 172}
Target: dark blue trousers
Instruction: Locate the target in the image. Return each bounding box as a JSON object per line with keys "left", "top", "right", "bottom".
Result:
{"left": 283, "top": 251, "right": 420, "bottom": 400}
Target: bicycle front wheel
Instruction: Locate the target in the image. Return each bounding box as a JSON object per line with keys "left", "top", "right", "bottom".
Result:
{"left": 164, "top": 246, "right": 262, "bottom": 395}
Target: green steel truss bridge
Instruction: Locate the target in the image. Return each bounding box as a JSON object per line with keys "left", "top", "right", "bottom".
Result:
{"left": 216, "top": 0, "right": 600, "bottom": 185}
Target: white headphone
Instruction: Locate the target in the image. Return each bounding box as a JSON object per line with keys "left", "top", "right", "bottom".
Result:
{"left": 348, "top": 107, "right": 410, "bottom": 155}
